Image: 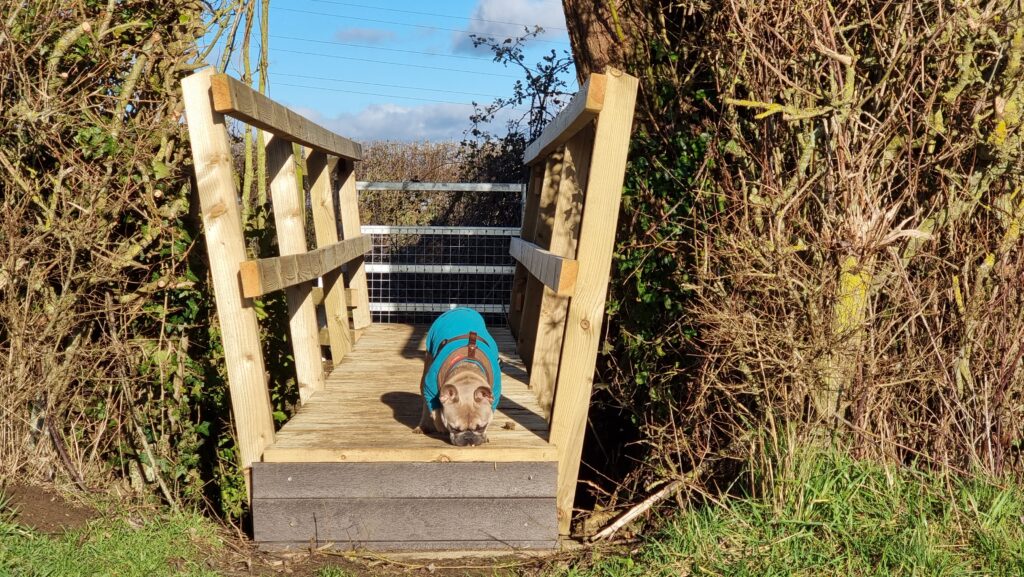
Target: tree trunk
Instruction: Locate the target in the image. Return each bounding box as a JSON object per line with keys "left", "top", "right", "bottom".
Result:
{"left": 561, "top": 0, "right": 633, "bottom": 81}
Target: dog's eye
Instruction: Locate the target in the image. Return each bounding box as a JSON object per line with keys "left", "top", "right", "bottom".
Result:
{"left": 450, "top": 426, "right": 464, "bottom": 434}
{"left": 474, "top": 425, "right": 486, "bottom": 432}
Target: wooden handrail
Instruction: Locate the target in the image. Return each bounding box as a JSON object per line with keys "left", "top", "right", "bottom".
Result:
{"left": 210, "top": 74, "right": 362, "bottom": 161}
{"left": 239, "top": 236, "right": 372, "bottom": 298}
{"left": 509, "top": 237, "right": 578, "bottom": 296}
{"left": 523, "top": 73, "right": 606, "bottom": 166}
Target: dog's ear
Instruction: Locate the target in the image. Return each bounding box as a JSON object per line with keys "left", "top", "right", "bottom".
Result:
{"left": 473, "top": 386, "right": 493, "bottom": 404}
{"left": 439, "top": 384, "right": 459, "bottom": 404}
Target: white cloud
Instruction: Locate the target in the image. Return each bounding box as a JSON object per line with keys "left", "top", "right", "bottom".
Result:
{"left": 333, "top": 27, "right": 396, "bottom": 44}
{"left": 318, "top": 103, "right": 475, "bottom": 141}
{"left": 453, "top": 0, "right": 568, "bottom": 53}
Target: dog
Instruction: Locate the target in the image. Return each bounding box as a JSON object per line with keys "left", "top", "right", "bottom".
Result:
{"left": 416, "top": 308, "right": 501, "bottom": 446}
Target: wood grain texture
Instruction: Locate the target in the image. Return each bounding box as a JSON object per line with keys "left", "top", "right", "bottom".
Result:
{"left": 508, "top": 238, "right": 578, "bottom": 296}
{"left": 258, "top": 540, "right": 557, "bottom": 552}
{"left": 210, "top": 74, "right": 361, "bottom": 160}
{"left": 262, "top": 324, "right": 556, "bottom": 464}
{"left": 307, "top": 151, "right": 353, "bottom": 363}
{"left": 508, "top": 163, "right": 547, "bottom": 340}
{"left": 252, "top": 498, "right": 557, "bottom": 543}
{"left": 252, "top": 462, "right": 556, "bottom": 499}
{"left": 238, "top": 236, "right": 371, "bottom": 298}
{"left": 336, "top": 159, "right": 372, "bottom": 330}
{"left": 265, "top": 134, "right": 324, "bottom": 403}
{"left": 523, "top": 73, "right": 605, "bottom": 165}
{"left": 529, "top": 125, "right": 593, "bottom": 417}
{"left": 181, "top": 69, "right": 274, "bottom": 497}
{"left": 548, "top": 69, "right": 638, "bottom": 535}
{"left": 517, "top": 150, "right": 567, "bottom": 369}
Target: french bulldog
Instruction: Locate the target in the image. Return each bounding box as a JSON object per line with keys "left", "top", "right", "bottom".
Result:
{"left": 415, "top": 308, "right": 502, "bottom": 446}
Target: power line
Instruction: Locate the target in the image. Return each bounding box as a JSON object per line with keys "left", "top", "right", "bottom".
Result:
{"left": 270, "top": 34, "right": 493, "bottom": 62}
{"left": 272, "top": 7, "right": 570, "bottom": 46}
{"left": 274, "top": 47, "right": 519, "bottom": 78}
{"left": 273, "top": 72, "right": 503, "bottom": 99}
{"left": 273, "top": 82, "right": 491, "bottom": 108}
{"left": 308, "top": 0, "right": 569, "bottom": 32}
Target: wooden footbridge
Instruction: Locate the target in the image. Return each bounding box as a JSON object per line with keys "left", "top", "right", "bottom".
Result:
{"left": 182, "top": 67, "right": 637, "bottom": 550}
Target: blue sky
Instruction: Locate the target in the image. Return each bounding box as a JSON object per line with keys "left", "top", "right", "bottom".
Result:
{"left": 208, "top": 0, "right": 573, "bottom": 141}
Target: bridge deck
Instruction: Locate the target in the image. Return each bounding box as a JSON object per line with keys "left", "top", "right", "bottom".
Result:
{"left": 262, "top": 323, "right": 555, "bottom": 463}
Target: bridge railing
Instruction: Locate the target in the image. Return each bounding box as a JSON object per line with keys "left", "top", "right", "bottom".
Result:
{"left": 181, "top": 70, "right": 371, "bottom": 493}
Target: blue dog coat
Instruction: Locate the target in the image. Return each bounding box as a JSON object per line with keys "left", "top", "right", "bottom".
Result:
{"left": 424, "top": 308, "right": 502, "bottom": 411}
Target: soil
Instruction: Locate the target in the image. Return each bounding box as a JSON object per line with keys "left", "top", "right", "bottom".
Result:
{"left": 4, "top": 483, "right": 98, "bottom": 534}
{"left": 3, "top": 482, "right": 571, "bottom": 576}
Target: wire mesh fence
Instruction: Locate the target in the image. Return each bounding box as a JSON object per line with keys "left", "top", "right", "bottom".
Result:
{"left": 357, "top": 183, "right": 525, "bottom": 325}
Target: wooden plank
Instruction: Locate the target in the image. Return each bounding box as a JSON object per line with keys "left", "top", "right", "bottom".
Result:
{"left": 307, "top": 151, "right": 354, "bottom": 363}
{"left": 262, "top": 324, "right": 556, "bottom": 464}
{"left": 509, "top": 238, "right": 578, "bottom": 296}
{"left": 357, "top": 182, "right": 524, "bottom": 192}
{"left": 210, "top": 73, "right": 361, "bottom": 160}
{"left": 509, "top": 158, "right": 558, "bottom": 341}
{"left": 252, "top": 498, "right": 557, "bottom": 543}
{"left": 336, "top": 158, "right": 372, "bottom": 330}
{"left": 238, "top": 236, "right": 371, "bottom": 298}
{"left": 253, "top": 462, "right": 556, "bottom": 499}
{"left": 312, "top": 287, "right": 359, "bottom": 307}
{"left": 530, "top": 125, "right": 594, "bottom": 417}
{"left": 517, "top": 151, "right": 565, "bottom": 369}
{"left": 264, "top": 134, "right": 324, "bottom": 403}
{"left": 523, "top": 73, "right": 605, "bottom": 166}
{"left": 181, "top": 69, "right": 274, "bottom": 497}
{"left": 259, "top": 540, "right": 557, "bottom": 552}
{"left": 548, "top": 68, "right": 638, "bottom": 536}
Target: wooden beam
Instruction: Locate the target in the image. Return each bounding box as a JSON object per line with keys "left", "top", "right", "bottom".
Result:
{"left": 307, "top": 151, "right": 353, "bottom": 364}
{"left": 264, "top": 134, "right": 324, "bottom": 403}
{"left": 515, "top": 152, "right": 565, "bottom": 369}
{"left": 523, "top": 73, "right": 605, "bottom": 166}
{"left": 548, "top": 68, "right": 638, "bottom": 536}
{"left": 509, "top": 158, "right": 559, "bottom": 341}
{"left": 311, "top": 287, "right": 359, "bottom": 307}
{"left": 181, "top": 69, "right": 275, "bottom": 499}
{"left": 529, "top": 125, "right": 594, "bottom": 417}
{"left": 238, "top": 236, "right": 371, "bottom": 298}
{"left": 210, "top": 73, "right": 361, "bottom": 161}
{"left": 509, "top": 238, "right": 577, "bottom": 296}
{"left": 336, "top": 159, "right": 372, "bottom": 330}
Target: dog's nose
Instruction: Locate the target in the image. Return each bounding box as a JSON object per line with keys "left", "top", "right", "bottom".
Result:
{"left": 453, "top": 432, "right": 484, "bottom": 446}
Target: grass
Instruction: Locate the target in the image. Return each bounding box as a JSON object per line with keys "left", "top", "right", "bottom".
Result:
{"left": 559, "top": 450, "right": 1024, "bottom": 577}
{"left": 0, "top": 498, "right": 222, "bottom": 577}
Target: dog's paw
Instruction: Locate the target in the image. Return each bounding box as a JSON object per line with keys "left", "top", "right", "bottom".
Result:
{"left": 412, "top": 426, "right": 424, "bottom": 435}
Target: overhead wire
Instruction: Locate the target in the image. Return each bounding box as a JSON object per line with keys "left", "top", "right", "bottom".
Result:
{"left": 272, "top": 6, "right": 570, "bottom": 45}
{"left": 272, "top": 72, "right": 503, "bottom": 99}
{"left": 270, "top": 34, "right": 493, "bottom": 62}
{"left": 307, "top": 0, "right": 569, "bottom": 31}
{"left": 274, "top": 47, "right": 519, "bottom": 78}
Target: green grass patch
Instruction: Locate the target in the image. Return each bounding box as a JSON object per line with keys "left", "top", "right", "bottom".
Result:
{"left": 564, "top": 451, "right": 1024, "bottom": 576}
{"left": 0, "top": 502, "right": 222, "bottom": 577}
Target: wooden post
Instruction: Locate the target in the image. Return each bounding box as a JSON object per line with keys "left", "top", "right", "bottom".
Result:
{"left": 510, "top": 154, "right": 562, "bottom": 344}
{"left": 307, "top": 151, "right": 354, "bottom": 363}
{"left": 336, "top": 159, "right": 372, "bottom": 331}
{"left": 517, "top": 149, "right": 566, "bottom": 369}
{"left": 181, "top": 69, "right": 275, "bottom": 497}
{"left": 265, "top": 134, "right": 325, "bottom": 403}
{"left": 509, "top": 164, "right": 545, "bottom": 340}
{"left": 548, "top": 69, "right": 638, "bottom": 536}
{"left": 529, "top": 126, "right": 594, "bottom": 417}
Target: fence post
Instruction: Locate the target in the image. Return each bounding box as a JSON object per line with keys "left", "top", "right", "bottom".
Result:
{"left": 528, "top": 126, "right": 594, "bottom": 417}
{"left": 265, "top": 134, "right": 325, "bottom": 403}
{"left": 336, "top": 159, "right": 372, "bottom": 330}
{"left": 548, "top": 69, "right": 638, "bottom": 536}
{"left": 308, "top": 152, "right": 354, "bottom": 362}
{"left": 181, "top": 69, "right": 275, "bottom": 497}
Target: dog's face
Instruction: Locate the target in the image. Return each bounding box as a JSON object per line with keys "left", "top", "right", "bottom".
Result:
{"left": 437, "top": 367, "right": 494, "bottom": 446}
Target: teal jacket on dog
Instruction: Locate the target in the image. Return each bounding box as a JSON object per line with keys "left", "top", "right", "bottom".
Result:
{"left": 424, "top": 308, "right": 502, "bottom": 411}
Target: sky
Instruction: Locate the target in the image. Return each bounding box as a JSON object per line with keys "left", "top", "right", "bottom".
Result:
{"left": 207, "top": 0, "right": 574, "bottom": 142}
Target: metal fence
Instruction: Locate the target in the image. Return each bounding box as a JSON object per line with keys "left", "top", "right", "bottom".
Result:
{"left": 357, "top": 182, "right": 525, "bottom": 325}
